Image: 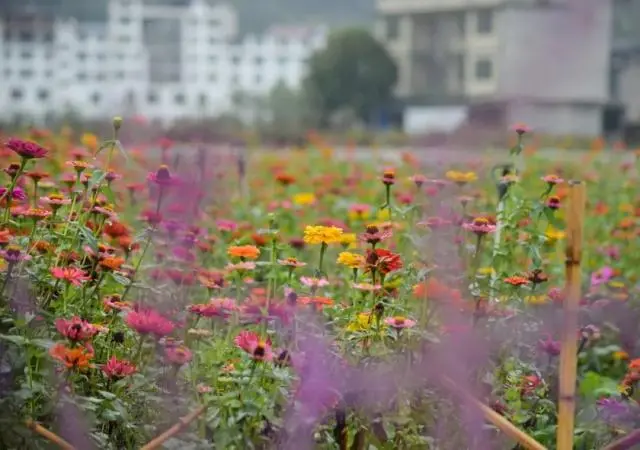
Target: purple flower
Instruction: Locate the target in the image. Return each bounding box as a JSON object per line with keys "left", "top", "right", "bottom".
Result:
{"left": 5, "top": 138, "right": 48, "bottom": 159}
{"left": 1, "top": 246, "right": 31, "bottom": 264}
{"left": 538, "top": 334, "right": 561, "bottom": 356}
{"left": 591, "top": 266, "right": 614, "bottom": 287}
{"left": 597, "top": 398, "right": 630, "bottom": 422}
{"left": 0, "top": 186, "right": 26, "bottom": 201}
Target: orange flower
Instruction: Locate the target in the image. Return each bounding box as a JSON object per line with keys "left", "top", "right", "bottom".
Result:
{"left": 504, "top": 276, "right": 530, "bottom": 286}
{"left": 49, "top": 343, "right": 93, "bottom": 371}
{"left": 227, "top": 245, "right": 260, "bottom": 260}
{"left": 413, "top": 278, "right": 462, "bottom": 303}
{"left": 275, "top": 172, "right": 296, "bottom": 186}
{"left": 99, "top": 256, "right": 125, "bottom": 271}
{"left": 298, "top": 296, "right": 334, "bottom": 310}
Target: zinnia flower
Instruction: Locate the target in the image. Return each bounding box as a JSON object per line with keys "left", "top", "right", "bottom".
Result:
{"left": 445, "top": 170, "right": 477, "bottom": 185}
{"left": 125, "top": 308, "right": 174, "bottom": 337}
{"left": 463, "top": 217, "right": 496, "bottom": 236}
{"left": 188, "top": 298, "right": 238, "bottom": 318}
{"left": 337, "top": 252, "right": 364, "bottom": 269}
{"left": 300, "top": 276, "right": 330, "bottom": 288}
{"left": 102, "top": 356, "right": 136, "bottom": 379}
{"left": 1, "top": 245, "right": 31, "bottom": 263}
{"left": 542, "top": 174, "right": 564, "bottom": 185}
{"left": 5, "top": 138, "right": 48, "bottom": 159}
{"left": 227, "top": 245, "right": 260, "bottom": 260}
{"left": 303, "top": 225, "right": 343, "bottom": 245}
{"left": 292, "top": 192, "right": 316, "bottom": 206}
{"left": 591, "top": 266, "right": 614, "bottom": 287}
{"left": 165, "top": 345, "right": 193, "bottom": 366}
{"left": 0, "top": 186, "right": 27, "bottom": 201}
{"left": 277, "top": 257, "right": 307, "bottom": 268}
{"left": 504, "top": 275, "right": 530, "bottom": 287}
{"left": 55, "top": 316, "right": 100, "bottom": 342}
{"left": 49, "top": 343, "right": 92, "bottom": 371}
{"left": 51, "top": 267, "right": 91, "bottom": 286}
{"left": 234, "top": 330, "right": 273, "bottom": 361}
{"left": 384, "top": 316, "right": 416, "bottom": 329}
{"left": 147, "top": 165, "right": 177, "bottom": 186}
{"left": 359, "top": 225, "right": 392, "bottom": 246}
{"left": 365, "top": 248, "right": 403, "bottom": 274}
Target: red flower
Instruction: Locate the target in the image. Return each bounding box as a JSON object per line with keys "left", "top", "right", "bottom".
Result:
{"left": 504, "top": 275, "right": 530, "bottom": 287}
{"left": 102, "top": 356, "right": 136, "bottom": 379}
{"left": 234, "top": 330, "right": 273, "bottom": 361}
{"left": 5, "top": 138, "right": 48, "bottom": 159}
{"left": 51, "top": 267, "right": 91, "bottom": 286}
{"left": 125, "top": 308, "right": 174, "bottom": 337}
{"left": 55, "top": 316, "right": 100, "bottom": 342}
{"left": 365, "top": 248, "right": 403, "bottom": 274}
{"left": 188, "top": 298, "right": 238, "bottom": 319}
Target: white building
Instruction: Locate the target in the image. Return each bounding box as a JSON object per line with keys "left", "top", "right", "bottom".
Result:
{"left": 0, "top": 0, "right": 327, "bottom": 124}
{"left": 377, "top": 0, "right": 613, "bottom": 137}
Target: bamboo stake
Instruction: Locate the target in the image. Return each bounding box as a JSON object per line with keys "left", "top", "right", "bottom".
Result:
{"left": 556, "top": 180, "right": 586, "bottom": 450}
{"left": 442, "top": 377, "right": 547, "bottom": 450}
{"left": 140, "top": 405, "right": 207, "bottom": 450}
{"left": 25, "top": 419, "right": 76, "bottom": 450}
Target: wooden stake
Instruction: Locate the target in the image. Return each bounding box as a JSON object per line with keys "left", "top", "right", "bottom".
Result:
{"left": 140, "top": 405, "right": 207, "bottom": 450}
{"left": 442, "top": 377, "right": 547, "bottom": 450}
{"left": 556, "top": 180, "right": 586, "bottom": 450}
{"left": 25, "top": 419, "right": 76, "bottom": 450}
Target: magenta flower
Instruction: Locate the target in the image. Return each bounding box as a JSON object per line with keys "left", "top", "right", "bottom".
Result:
{"left": 102, "top": 356, "right": 136, "bottom": 379}
{"left": 462, "top": 217, "right": 497, "bottom": 236}
{"left": 5, "top": 138, "right": 48, "bottom": 159}
{"left": 55, "top": 316, "right": 100, "bottom": 342}
{"left": 216, "top": 219, "right": 238, "bottom": 232}
{"left": 125, "top": 308, "right": 175, "bottom": 337}
{"left": 512, "top": 123, "right": 531, "bottom": 135}
{"left": 0, "top": 186, "right": 26, "bottom": 201}
{"left": 164, "top": 345, "right": 193, "bottom": 366}
{"left": 51, "top": 267, "right": 91, "bottom": 286}
{"left": 1, "top": 246, "right": 31, "bottom": 263}
{"left": 537, "top": 334, "right": 561, "bottom": 356}
{"left": 234, "top": 330, "right": 273, "bottom": 361}
{"left": 591, "top": 266, "right": 614, "bottom": 288}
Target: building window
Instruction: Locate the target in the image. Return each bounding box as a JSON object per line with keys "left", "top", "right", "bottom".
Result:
{"left": 232, "top": 56, "right": 240, "bottom": 65}
{"left": 475, "top": 58, "right": 493, "bottom": 79}
{"left": 21, "top": 50, "right": 33, "bottom": 59}
{"left": 175, "top": 93, "right": 185, "bottom": 104}
{"left": 255, "top": 56, "right": 264, "bottom": 65}
{"left": 19, "top": 70, "right": 33, "bottom": 78}
{"left": 386, "top": 16, "right": 399, "bottom": 40}
{"left": 148, "top": 91, "right": 158, "bottom": 103}
{"left": 78, "top": 72, "right": 87, "bottom": 81}
{"left": 477, "top": 9, "right": 493, "bottom": 34}
{"left": 78, "top": 52, "right": 87, "bottom": 61}
{"left": 91, "top": 93, "right": 101, "bottom": 104}
{"left": 209, "top": 74, "right": 217, "bottom": 82}
{"left": 37, "top": 89, "right": 49, "bottom": 101}
{"left": 10, "top": 88, "right": 23, "bottom": 100}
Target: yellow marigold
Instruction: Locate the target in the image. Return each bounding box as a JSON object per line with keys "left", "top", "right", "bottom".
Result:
{"left": 337, "top": 252, "right": 364, "bottom": 269}
{"left": 346, "top": 312, "right": 386, "bottom": 332}
{"left": 303, "top": 225, "right": 343, "bottom": 245}
{"left": 227, "top": 245, "right": 261, "bottom": 260}
{"left": 477, "top": 267, "right": 495, "bottom": 276}
{"left": 445, "top": 170, "right": 477, "bottom": 184}
{"left": 292, "top": 192, "right": 316, "bottom": 206}
{"left": 340, "top": 233, "right": 357, "bottom": 247}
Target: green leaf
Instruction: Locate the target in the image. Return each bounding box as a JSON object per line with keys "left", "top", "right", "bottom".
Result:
{"left": 0, "top": 335, "right": 27, "bottom": 346}
{"left": 110, "top": 273, "right": 131, "bottom": 286}
{"left": 579, "top": 372, "right": 619, "bottom": 400}
{"left": 77, "top": 224, "right": 99, "bottom": 253}
{"left": 96, "top": 140, "right": 116, "bottom": 156}
{"left": 114, "top": 140, "right": 129, "bottom": 161}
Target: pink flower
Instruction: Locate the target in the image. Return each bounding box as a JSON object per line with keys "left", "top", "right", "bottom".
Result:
{"left": 216, "top": 219, "right": 238, "bottom": 232}
{"left": 55, "top": 316, "right": 100, "bottom": 342}
{"left": 512, "top": 123, "right": 531, "bottom": 135}
{"left": 234, "top": 330, "right": 273, "bottom": 361}
{"left": 102, "top": 356, "right": 136, "bottom": 379}
{"left": 125, "top": 308, "right": 174, "bottom": 337}
{"left": 164, "top": 345, "right": 193, "bottom": 366}
{"left": 147, "top": 165, "right": 178, "bottom": 186}
{"left": 5, "top": 138, "right": 48, "bottom": 159}
{"left": 1, "top": 246, "right": 31, "bottom": 263}
{"left": 384, "top": 316, "right": 417, "bottom": 329}
{"left": 188, "top": 298, "right": 238, "bottom": 318}
{"left": 51, "top": 267, "right": 91, "bottom": 286}
{"left": 462, "top": 217, "right": 497, "bottom": 235}
{"left": 591, "top": 266, "right": 614, "bottom": 288}
{"left": 300, "top": 276, "right": 330, "bottom": 288}
{"left": 541, "top": 174, "right": 564, "bottom": 185}
{"left": 537, "top": 334, "right": 561, "bottom": 356}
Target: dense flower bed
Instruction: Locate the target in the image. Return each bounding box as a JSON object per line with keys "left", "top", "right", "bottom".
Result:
{"left": 0, "top": 122, "right": 638, "bottom": 449}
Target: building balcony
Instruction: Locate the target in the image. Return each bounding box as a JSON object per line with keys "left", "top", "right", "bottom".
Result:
{"left": 377, "top": 0, "right": 502, "bottom": 15}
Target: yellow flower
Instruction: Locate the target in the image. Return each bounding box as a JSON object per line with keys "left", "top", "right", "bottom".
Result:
{"left": 377, "top": 209, "right": 391, "bottom": 221}
{"left": 348, "top": 209, "right": 370, "bottom": 221}
{"left": 346, "top": 312, "right": 387, "bottom": 332}
{"left": 303, "top": 225, "right": 344, "bottom": 245}
{"left": 383, "top": 277, "right": 402, "bottom": 290}
{"left": 292, "top": 192, "right": 316, "bottom": 206}
{"left": 81, "top": 133, "right": 99, "bottom": 151}
{"left": 445, "top": 170, "right": 477, "bottom": 184}
{"left": 545, "top": 227, "right": 565, "bottom": 242}
{"left": 337, "top": 252, "right": 364, "bottom": 269}
{"left": 608, "top": 281, "right": 625, "bottom": 289}
{"left": 340, "top": 233, "right": 357, "bottom": 247}
{"left": 477, "top": 267, "right": 495, "bottom": 277}
{"left": 613, "top": 350, "right": 629, "bottom": 361}
{"left": 619, "top": 203, "right": 634, "bottom": 214}
{"left": 525, "top": 295, "right": 549, "bottom": 305}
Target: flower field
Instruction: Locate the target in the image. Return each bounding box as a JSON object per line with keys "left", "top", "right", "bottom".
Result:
{"left": 0, "top": 122, "right": 639, "bottom": 449}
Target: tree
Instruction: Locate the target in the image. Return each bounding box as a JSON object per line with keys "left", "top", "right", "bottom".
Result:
{"left": 304, "top": 27, "right": 398, "bottom": 126}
